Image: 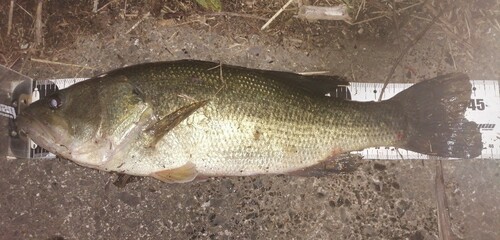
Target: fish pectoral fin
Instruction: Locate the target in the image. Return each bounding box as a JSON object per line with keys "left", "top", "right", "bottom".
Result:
{"left": 151, "top": 162, "right": 198, "bottom": 183}
{"left": 145, "top": 100, "right": 209, "bottom": 148}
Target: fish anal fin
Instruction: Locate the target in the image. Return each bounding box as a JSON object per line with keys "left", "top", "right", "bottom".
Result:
{"left": 146, "top": 100, "right": 209, "bottom": 148}
{"left": 151, "top": 162, "right": 198, "bottom": 183}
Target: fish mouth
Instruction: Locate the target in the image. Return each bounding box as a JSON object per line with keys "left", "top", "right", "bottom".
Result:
{"left": 16, "top": 112, "right": 102, "bottom": 164}
{"left": 15, "top": 112, "right": 71, "bottom": 157}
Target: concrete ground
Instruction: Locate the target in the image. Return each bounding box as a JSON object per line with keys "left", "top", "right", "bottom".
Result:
{"left": 0, "top": 1, "right": 499, "bottom": 239}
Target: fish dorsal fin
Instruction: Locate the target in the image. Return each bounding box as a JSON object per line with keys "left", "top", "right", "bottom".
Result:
{"left": 259, "top": 70, "right": 351, "bottom": 99}
{"left": 151, "top": 162, "right": 198, "bottom": 183}
{"left": 145, "top": 100, "right": 209, "bottom": 148}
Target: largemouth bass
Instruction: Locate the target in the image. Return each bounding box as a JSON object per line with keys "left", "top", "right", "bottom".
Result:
{"left": 16, "top": 60, "right": 482, "bottom": 183}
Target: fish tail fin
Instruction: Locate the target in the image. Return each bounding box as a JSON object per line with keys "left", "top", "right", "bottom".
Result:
{"left": 390, "top": 73, "right": 482, "bottom": 158}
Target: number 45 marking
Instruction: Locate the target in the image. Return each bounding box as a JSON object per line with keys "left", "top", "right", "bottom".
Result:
{"left": 468, "top": 99, "right": 486, "bottom": 111}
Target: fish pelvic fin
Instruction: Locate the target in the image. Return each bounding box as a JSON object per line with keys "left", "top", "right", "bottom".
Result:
{"left": 151, "top": 162, "right": 198, "bottom": 183}
{"left": 145, "top": 100, "right": 209, "bottom": 148}
{"left": 390, "top": 73, "right": 482, "bottom": 158}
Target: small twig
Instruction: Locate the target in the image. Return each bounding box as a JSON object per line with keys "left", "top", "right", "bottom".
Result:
{"left": 434, "top": 160, "right": 454, "bottom": 240}
{"left": 447, "top": 39, "right": 457, "bottom": 70}
{"left": 465, "top": 49, "right": 474, "bottom": 60}
{"left": 395, "top": 148, "right": 405, "bottom": 160}
{"left": 167, "top": 17, "right": 213, "bottom": 29}
{"left": 346, "top": 14, "right": 387, "bottom": 25}
{"left": 480, "top": 9, "right": 500, "bottom": 32}
{"left": 214, "top": 63, "right": 225, "bottom": 84}
{"left": 208, "top": 62, "right": 226, "bottom": 95}
{"left": 425, "top": 4, "right": 472, "bottom": 50}
{"left": 207, "top": 63, "right": 221, "bottom": 71}
{"left": 377, "top": 4, "right": 446, "bottom": 101}
{"left": 93, "top": 0, "right": 99, "bottom": 13}
{"left": 390, "top": 1, "right": 403, "bottom": 52}
{"left": 123, "top": 0, "right": 127, "bottom": 17}
{"left": 298, "top": 71, "right": 330, "bottom": 75}
{"left": 261, "top": 0, "right": 295, "bottom": 30}
{"left": 348, "top": 1, "right": 423, "bottom": 25}
{"left": 7, "top": 0, "right": 14, "bottom": 36}
{"left": 205, "top": 12, "right": 268, "bottom": 21}
{"left": 410, "top": 14, "right": 431, "bottom": 22}
{"left": 411, "top": 14, "right": 472, "bottom": 50}
{"left": 398, "top": 1, "right": 424, "bottom": 13}
{"left": 228, "top": 43, "right": 242, "bottom": 49}
{"left": 8, "top": 55, "right": 21, "bottom": 69}
{"left": 494, "top": 18, "right": 500, "bottom": 32}
{"left": 0, "top": 53, "right": 8, "bottom": 65}
{"left": 217, "top": 62, "right": 225, "bottom": 95}
{"left": 34, "top": 0, "right": 43, "bottom": 47}
{"left": 164, "top": 46, "right": 174, "bottom": 56}
{"left": 30, "top": 58, "right": 95, "bottom": 70}
{"left": 16, "top": 2, "right": 33, "bottom": 19}
{"left": 125, "top": 12, "right": 151, "bottom": 34}
{"left": 350, "top": 64, "right": 356, "bottom": 82}
{"left": 464, "top": 12, "right": 471, "bottom": 40}
{"left": 354, "top": 0, "right": 365, "bottom": 22}
{"left": 167, "top": 31, "right": 179, "bottom": 40}
{"left": 73, "top": 66, "right": 87, "bottom": 79}
{"left": 177, "top": 94, "right": 197, "bottom": 102}
{"left": 97, "top": 0, "right": 117, "bottom": 12}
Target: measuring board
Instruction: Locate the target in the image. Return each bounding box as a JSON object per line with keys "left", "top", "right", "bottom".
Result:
{"left": 5, "top": 77, "right": 500, "bottom": 160}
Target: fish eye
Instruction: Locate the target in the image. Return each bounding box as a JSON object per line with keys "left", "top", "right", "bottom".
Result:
{"left": 48, "top": 94, "right": 63, "bottom": 109}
